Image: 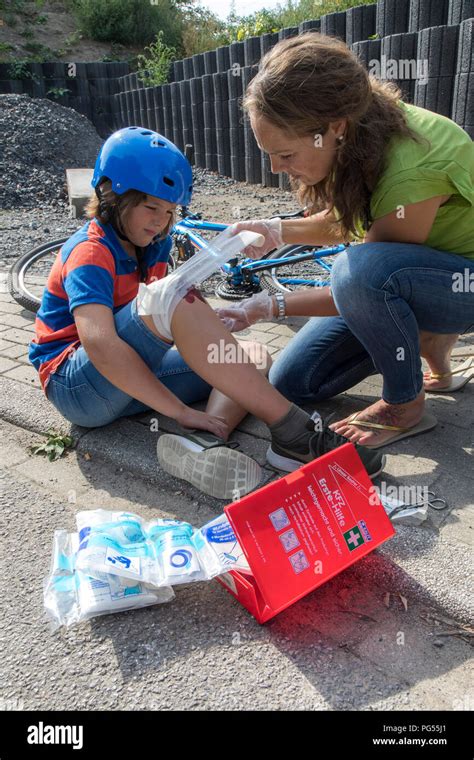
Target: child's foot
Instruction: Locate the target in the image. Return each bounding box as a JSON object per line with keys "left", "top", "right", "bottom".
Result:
{"left": 419, "top": 331, "right": 459, "bottom": 390}
{"left": 267, "top": 405, "right": 385, "bottom": 478}
{"left": 157, "top": 432, "right": 262, "bottom": 500}
{"left": 329, "top": 393, "right": 426, "bottom": 448}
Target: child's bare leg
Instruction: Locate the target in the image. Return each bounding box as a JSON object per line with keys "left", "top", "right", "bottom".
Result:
{"left": 204, "top": 340, "right": 273, "bottom": 439}
{"left": 141, "top": 293, "right": 289, "bottom": 425}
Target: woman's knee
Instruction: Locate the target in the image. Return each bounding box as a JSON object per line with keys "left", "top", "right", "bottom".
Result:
{"left": 268, "top": 356, "right": 309, "bottom": 403}
{"left": 330, "top": 244, "right": 379, "bottom": 297}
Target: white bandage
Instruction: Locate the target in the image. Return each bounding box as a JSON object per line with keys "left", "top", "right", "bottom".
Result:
{"left": 136, "top": 230, "right": 264, "bottom": 341}
{"left": 137, "top": 273, "right": 186, "bottom": 342}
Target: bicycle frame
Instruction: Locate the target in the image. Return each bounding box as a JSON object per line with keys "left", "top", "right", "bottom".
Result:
{"left": 172, "top": 213, "right": 345, "bottom": 288}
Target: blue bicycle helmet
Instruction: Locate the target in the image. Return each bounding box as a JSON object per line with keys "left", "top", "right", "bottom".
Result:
{"left": 91, "top": 126, "right": 193, "bottom": 206}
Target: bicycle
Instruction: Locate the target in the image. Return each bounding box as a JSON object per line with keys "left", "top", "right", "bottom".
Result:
{"left": 8, "top": 206, "right": 348, "bottom": 313}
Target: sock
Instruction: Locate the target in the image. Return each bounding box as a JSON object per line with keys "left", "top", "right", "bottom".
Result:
{"left": 269, "top": 403, "right": 314, "bottom": 453}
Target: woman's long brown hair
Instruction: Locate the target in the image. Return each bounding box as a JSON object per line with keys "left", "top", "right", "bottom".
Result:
{"left": 243, "top": 32, "right": 428, "bottom": 240}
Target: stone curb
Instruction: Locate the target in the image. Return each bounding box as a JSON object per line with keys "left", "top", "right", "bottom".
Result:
{"left": 0, "top": 375, "right": 276, "bottom": 508}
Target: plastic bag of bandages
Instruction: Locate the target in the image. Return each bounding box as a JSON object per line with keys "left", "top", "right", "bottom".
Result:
{"left": 43, "top": 510, "right": 250, "bottom": 629}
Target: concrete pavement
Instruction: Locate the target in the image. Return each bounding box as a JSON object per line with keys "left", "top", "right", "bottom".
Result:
{"left": 1, "top": 417, "right": 473, "bottom": 711}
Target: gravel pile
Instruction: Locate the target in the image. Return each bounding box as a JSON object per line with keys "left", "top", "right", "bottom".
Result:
{"left": 0, "top": 93, "right": 246, "bottom": 212}
{"left": 0, "top": 94, "right": 103, "bottom": 210}
{"left": 0, "top": 97, "right": 294, "bottom": 274}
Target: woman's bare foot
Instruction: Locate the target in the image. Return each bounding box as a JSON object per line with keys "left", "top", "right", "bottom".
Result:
{"left": 329, "top": 392, "right": 425, "bottom": 447}
{"left": 419, "top": 331, "right": 459, "bottom": 390}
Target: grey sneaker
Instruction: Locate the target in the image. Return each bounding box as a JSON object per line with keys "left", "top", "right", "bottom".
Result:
{"left": 267, "top": 418, "right": 385, "bottom": 479}
{"left": 157, "top": 431, "right": 262, "bottom": 500}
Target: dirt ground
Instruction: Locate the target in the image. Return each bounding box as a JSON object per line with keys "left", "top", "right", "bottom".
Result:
{"left": 0, "top": 0, "right": 141, "bottom": 62}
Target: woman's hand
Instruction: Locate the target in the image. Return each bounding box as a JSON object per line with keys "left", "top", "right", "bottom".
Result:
{"left": 226, "top": 218, "right": 283, "bottom": 258}
{"left": 215, "top": 290, "right": 275, "bottom": 332}
{"left": 175, "top": 406, "right": 229, "bottom": 440}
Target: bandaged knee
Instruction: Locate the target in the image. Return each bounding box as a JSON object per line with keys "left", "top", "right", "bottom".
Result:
{"left": 136, "top": 229, "right": 264, "bottom": 341}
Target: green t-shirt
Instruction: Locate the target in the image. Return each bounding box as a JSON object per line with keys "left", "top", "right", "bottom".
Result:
{"left": 364, "top": 101, "right": 474, "bottom": 259}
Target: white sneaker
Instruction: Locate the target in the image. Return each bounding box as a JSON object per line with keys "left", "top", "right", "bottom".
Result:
{"left": 156, "top": 434, "right": 262, "bottom": 500}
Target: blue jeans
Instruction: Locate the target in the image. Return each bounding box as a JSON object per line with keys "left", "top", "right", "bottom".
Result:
{"left": 45, "top": 298, "right": 212, "bottom": 427}
{"left": 269, "top": 243, "right": 474, "bottom": 405}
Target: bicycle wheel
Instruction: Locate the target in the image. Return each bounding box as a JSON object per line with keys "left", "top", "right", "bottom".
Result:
{"left": 9, "top": 239, "right": 177, "bottom": 314}
{"left": 8, "top": 238, "right": 68, "bottom": 313}
{"left": 259, "top": 244, "right": 337, "bottom": 294}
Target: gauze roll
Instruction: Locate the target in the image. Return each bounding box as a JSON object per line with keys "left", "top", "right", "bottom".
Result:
{"left": 136, "top": 229, "right": 264, "bottom": 341}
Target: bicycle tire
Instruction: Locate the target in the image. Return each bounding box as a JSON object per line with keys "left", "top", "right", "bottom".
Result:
{"left": 9, "top": 237, "right": 178, "bottom": 314}
{"left": 259, "top": 244, "right": 336, "bottom": 294}
{"left": 8, "top": 238, "right": 68, "bottom": 313}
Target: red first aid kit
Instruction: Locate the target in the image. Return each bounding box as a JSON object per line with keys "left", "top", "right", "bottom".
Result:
{"left": 216, "top": 442, "right": 395, "bottom": 623}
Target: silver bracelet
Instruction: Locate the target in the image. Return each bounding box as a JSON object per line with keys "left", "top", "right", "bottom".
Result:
{"left": 274, "top": 292, "right": 286, "bottom": 320}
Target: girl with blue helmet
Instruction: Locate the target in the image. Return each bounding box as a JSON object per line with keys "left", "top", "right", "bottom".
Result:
{"left": 29, "top": 126, "right": 384, "bottom": 497}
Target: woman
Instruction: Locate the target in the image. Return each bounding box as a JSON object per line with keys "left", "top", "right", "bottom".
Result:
{"left": 219, "top": 32, "right": 474, "bottom": 449}
{"left": 28, "top": 127, "right": 384, "bottom": 499}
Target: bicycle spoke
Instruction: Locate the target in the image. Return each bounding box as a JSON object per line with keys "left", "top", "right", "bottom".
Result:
{"left": 267, "top": 251, "right": 337, "bottom": 292}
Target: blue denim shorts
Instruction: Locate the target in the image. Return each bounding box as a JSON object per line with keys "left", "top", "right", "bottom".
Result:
{"left": 45, "top": 298, "right": 212, "bottom": 427}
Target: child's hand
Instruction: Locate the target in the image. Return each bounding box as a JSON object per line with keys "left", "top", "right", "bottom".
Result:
{"left": 176, "top": 407, "right": 229, "bottom": 439}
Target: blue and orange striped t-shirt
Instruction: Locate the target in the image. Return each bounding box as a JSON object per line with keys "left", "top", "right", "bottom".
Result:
{"left": 29, "top": 217, "right": 172, "bottom": 391}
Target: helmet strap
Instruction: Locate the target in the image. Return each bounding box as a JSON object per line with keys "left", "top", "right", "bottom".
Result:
{"left": 95, "top": 183, "right": 132, "bottom": 244}
{"left": 95, "top": 184, "right": 147, "bottom": 280}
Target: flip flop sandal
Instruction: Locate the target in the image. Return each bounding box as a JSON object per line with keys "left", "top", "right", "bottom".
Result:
{"left": 424, "top": 357, "right": 474, "bottom": 393}
{"left": 343, "top": 411, "right": 438, "bottom": 450}
{"left": 157, "top": 434, "right": 262, "bottom": 500}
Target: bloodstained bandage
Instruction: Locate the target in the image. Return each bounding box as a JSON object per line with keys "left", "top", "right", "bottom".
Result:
{"left": 137, "top": 229, "right": 264, "bottom": 341}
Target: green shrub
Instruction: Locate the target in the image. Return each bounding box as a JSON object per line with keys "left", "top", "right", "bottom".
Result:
{"left": 47, "top": 86, "right": 71, "bottom": 99}
{"left": 0, "top": 0, "right": 26, "bottom": 12}
{"left": 7, "top": 59, "right": 31, "bottom": 79}
{"left": 70, "top": 0, "right": 181, "bottom": 48}
{"left": 0, "top": 41, "right": 16, "bottom": 57}
{"left": 23, "top": 41, "right": 57, "bottom": 61}
{"left": 233, "top": 0, "right": 376, "bottom": 42}
{"left": 137, "top": 30, "right": 176, "bottom": 86}
{"left": 180, "top": 5, "right": 228, "bottom": 55}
